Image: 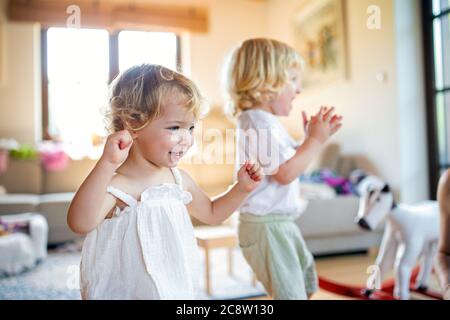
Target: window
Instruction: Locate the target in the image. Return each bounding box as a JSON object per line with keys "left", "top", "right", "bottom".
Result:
{"left": 42, "top": 28, "right": 179, "bottom": 158}
{"left": 118, "top": 31, "right": 178, "bottom": 72}
{"left": 423, "top": 0, "right": 450, "bottom": 197}
{"left": 46, "top": 28, "right": 109, "bottom": 152}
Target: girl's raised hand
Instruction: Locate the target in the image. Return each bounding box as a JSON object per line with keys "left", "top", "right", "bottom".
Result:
{"left": 237, "top": 161, "right": 263, "bottom": 193}
{"left": 302, "top": 107, "right": 332, "bottom": 137}
{"left": 100, "top": 130, "right": 134, "bottom": 167}
{"left": 305, "top": 106, "right": 343, "bottom": 144}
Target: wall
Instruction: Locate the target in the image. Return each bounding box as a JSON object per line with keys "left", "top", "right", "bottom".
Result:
{"left": 188, "top": 0, "right": 268, "bottom": 106}
{"left": 266, "top": 0, "right": 428, "bottom": 202}
{"left": 0, "top": 0, "right": 41, "bottom": 144}
{"left": 0, "top": 0, "right": 430, "bottom": 202}
{"left": 0, "top": 0, "right": 268, "bottom": 144}
{"left": 394, "top": 0, "right": 429, "bottom": 202}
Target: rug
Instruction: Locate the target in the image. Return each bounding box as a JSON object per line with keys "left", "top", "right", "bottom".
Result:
{"left": 0, "top": 243, "right": 266, "bottom": 300}
{"left": 196, "top": 248, "right": 266, "bottom": 300}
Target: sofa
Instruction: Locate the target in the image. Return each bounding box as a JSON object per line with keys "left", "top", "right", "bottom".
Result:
{"left": 298, "top": 196, "right": 383, "bottom": 255}
{"left": 296, "top": 143, "right": 384, "bottom": 255}
{"left": 0, "top": 98, "right": 385, "bottom": 254}
{"left": 0, "top": 141, "right": 384, "bottom": 254}
{"left": 186, "top": 141, "right": 385, "bottom": 256}
{"left": 0, "top": 155, "right": 234, "bottom": 245}
{"left": 0, "top": 158, "right": 96, "bottom": 245}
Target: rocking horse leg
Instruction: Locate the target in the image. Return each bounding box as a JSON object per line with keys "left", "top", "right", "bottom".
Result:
{"left": 415, "top": 241, "right": 438, "bottom": 291}
{"left": 394, "top": 243, "right": 422, "bottom": 300}
{"left": 366, "top": 224, "right": 397, "bottom": 297}
{"left": 376, "top": 223, "right": 398, "bottom": 281}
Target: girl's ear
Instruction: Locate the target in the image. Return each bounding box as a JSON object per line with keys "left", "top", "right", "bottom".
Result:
{"left": 131, "top": 131, "right": 138, "bottom": 139}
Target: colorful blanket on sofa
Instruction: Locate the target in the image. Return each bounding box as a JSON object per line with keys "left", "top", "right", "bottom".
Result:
{"left": 300, "top": 168, "right": 358, "bottom": 195}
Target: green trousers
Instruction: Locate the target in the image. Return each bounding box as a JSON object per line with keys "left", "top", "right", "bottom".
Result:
{"left": 238, "top": 213, "right": 318, "bottom": 300}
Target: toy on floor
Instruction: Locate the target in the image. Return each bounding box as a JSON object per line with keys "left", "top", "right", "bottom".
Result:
{"left": 353, "top": 173, "right": 440, "bottom": 299}
{"left": 317, "top": 171, "right": 442, "bottom": 300}
{"left": 319, "top": 266, "right": 442, "bottom": 300}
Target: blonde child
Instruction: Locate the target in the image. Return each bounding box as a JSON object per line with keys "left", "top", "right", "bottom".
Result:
{"left": 224, "top": 38, "right": 343, "bottom": 299}
{"left": 67, "top": 64, "right": 263, "bottom": 299}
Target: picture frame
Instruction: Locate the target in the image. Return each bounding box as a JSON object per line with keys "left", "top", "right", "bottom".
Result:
{"left": 293, "top": 0, "right": 348, "bottom": 90}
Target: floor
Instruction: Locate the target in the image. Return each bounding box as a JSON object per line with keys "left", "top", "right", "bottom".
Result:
{"left": 248, "top": 250, "right": 443, "bottom": 300}
{"left": 1, "top": 242, "right": 442, "bottom": 300}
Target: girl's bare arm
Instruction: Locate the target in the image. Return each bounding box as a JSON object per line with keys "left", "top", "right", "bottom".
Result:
{"left": 272, "top": 138, "right": 323, "bottom": 185}
{"left": 182, "top": 163, "right": 262, "bottom": 225}
{"left": 67, "top": 130, "right": 133, "bottom": 234}
{"left": 272, "top": 107, "right": 342, "bottom": 185}
{"left": 67, "top": 159, "right": 117, "bottom": 234}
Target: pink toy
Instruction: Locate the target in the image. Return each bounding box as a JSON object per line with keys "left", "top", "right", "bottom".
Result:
{"left": 40, "top": 150, "right": 69, "bottom": 171}
{"left": 0, "top": 150, "right": 8, "bottom": 175}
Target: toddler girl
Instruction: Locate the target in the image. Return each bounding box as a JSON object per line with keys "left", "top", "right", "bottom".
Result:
{"left": 67, "top": 64, "right": 262, "bottom": 299}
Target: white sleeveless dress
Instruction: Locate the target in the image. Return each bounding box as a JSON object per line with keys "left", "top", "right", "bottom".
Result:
{"left": 80, "top": 168, "right": 201, "bottom": 300}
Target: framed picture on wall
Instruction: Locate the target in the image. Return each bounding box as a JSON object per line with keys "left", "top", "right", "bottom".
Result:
{"left": 293, "top": 0, "right": 348, "bottom": 90}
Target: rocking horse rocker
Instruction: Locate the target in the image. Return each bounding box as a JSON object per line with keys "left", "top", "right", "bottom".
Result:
{"left": 318, "top": 173, "right": 443, "bottom": 300}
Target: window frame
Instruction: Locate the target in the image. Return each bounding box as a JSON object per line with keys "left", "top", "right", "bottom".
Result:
{"left": 40, "top": 28, "right": 181, "bottom": 141}
{"left": 422, "top": 0, "right": 450, "bottom": 199}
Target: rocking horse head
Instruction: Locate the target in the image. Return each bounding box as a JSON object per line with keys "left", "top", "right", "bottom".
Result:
{"left": 351, "top": 172, "right": 395, "bottom": 231}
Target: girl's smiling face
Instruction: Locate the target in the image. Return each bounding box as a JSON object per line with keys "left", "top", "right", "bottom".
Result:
{"left": 270, "top": 68, "right": 302, "bottom": 116}
{"left": 132, "top": 97, "right": 196, "bottom": 168}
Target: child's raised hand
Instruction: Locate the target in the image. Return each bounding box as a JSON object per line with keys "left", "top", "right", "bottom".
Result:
{"left": 237, "top": 161, "right": 263, "bottom": 193}
{"left": 302, "top": 106, "right": 343, "bottom": 144}
{"left": 100, "top": 130, "right": 134, "bottom": 167}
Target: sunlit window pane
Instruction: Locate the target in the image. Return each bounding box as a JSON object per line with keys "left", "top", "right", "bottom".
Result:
{"left": 47, "top": 27, "right": 109, "bottom": 152}
{"left": 433, "top": 0, "right": 450, "bottom": 16}
{"left": 47, "top": 28, "right": 109, "bottom": 83}
{"left": 45, "top": 28, "right": 179, "bottom": 159}
{"left": 433, "top": 19, "right": 444, "bottom": 90}
{"left": 443, "top": 93, "right": 450, "bottom": 164}
{"left": 436, "top": 93, "right": 448, "bottom": 164}
{"left": 118, "top": 31, "right": 177, "bottom": 71}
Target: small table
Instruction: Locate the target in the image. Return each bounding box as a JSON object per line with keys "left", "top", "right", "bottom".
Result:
{"left": 194, "top": 225, "right": 238, "bottom": 296}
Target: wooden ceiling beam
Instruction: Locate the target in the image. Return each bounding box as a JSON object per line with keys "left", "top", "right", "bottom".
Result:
{"left": 7, "top": 0, "right": 208, "bottom": 33}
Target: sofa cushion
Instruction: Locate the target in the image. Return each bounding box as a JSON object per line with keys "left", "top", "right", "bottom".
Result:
{"left": 37, "top": 192, "right": 77, "bottom": 244}
{"left": 306, "top": 143, "right": 341, "bottom": 173}
{"left": 0, "top": 194, "right": 40, "bottom": 214}
{"left": 0, "top": 159, "right": 42, "bottom": 194}
{"left": 0, "top": 193, "right": 79, "bottom": 245}
{"left": 297, "top": 196, "right": 362, "bottom": 238}
{"left": 39, "top": 192, "right": 75, "bottom": 203}
{"left": 300, "top": 182, "right": 336, "bottom": 200}
{"left": 297, "top": 196, "right": 384, "bottom": 240}
{"left": 43, "top": 158, "right": 96, "bottom": 193}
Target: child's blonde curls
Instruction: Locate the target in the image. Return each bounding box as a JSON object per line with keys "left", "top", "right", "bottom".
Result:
{"left": 224, "top": 38, "right": 303, "bottom": 116}
{"left": 106, "top": 64, "right": 204, "bottom": 133}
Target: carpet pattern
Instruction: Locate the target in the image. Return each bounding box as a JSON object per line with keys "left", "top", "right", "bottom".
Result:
{"left": 0, "top": 244, "right": 266, "bottom": 300}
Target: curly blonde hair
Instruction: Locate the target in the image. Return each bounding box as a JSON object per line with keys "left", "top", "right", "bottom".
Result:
{"left": 224, "top": 38, "right": 303, "bottom": 116}
{"left": 106, "top": 64, "right": 204, "bottom": 132}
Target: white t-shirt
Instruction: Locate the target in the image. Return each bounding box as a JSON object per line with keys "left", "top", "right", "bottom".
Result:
{"left": 235, "top": 109, "right": 308, "bottom": 218}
